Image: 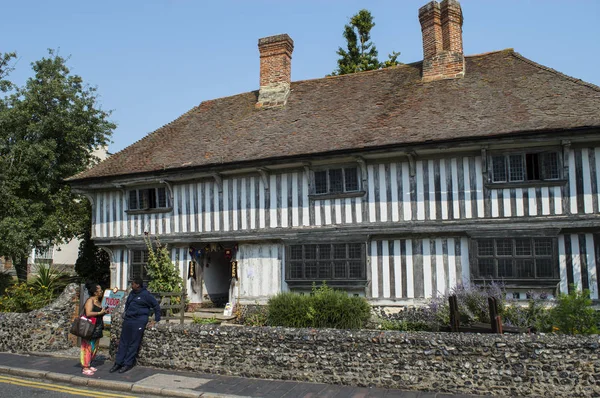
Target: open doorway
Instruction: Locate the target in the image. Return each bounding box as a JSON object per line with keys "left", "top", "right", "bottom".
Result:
{"left": 191, "top": 243, "right": 236, "bottom": 308}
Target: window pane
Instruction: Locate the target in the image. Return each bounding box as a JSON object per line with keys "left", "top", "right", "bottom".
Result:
{"left": 478, "top": 240, "right": 494, "bottom": 256}
{"left": 329, "top": 169, "right": 343, "bottom": 193}
{"left": 140, "top": 189, "right": 150, "bottom": 209}
{"left": 498, "top": 259, "right": 514, "bottom": 277}
{"left": 314, "top": 171, "right": 327, "bottom": 194}
{"left": 542, "top": 152, "right": 560, "bottom": 180}
{"left": 348, "top": 243, "right": 362, "bottom": 259}
{"left": 305, "top": 261, "right": 317, "bottom": 279}
{"left": 157, "top": 187, "right": 167, "bottom": 207}
{"left": 509, "top": 155, "right": 525, "bottom": 181}
{"left": 516, "top": 259, "right": 534, "bottom": 277}
{"left": 496, "top": 239, "right": 513, "bottom": 256}
{"left": 290, "top": 261, "right": 303, "bottom": 278}
{"left": 478, "top": 259, "right": 494, "bottom": 277}
{"left": 148, "top": 188, "right": 158, "bottom": 209}
{"left": 515, "top": 239, "right": 531, "bottom": 256}
{"left": 536, "top": 259, "right": 553, "bottom": 278}
{"left": 290, "top": 245, "right": 303, "bottom": 260}
{"left": 526, "top": 153, "right": 541, "bottom": 181}
{"left": 348, "top": 260, "right": 362, "bottom": 278}
{"left": 305, "top": 245, "right": 316, "bottom": 260}
{"left": 319, "top": 245, "right": 331, "bottom": 260}
{"left": 131, "top": 264, "right": 143, "bottom": 280}
{"left": 492, "top": 156, "right": 507, "bottom": 182}
{"left": 344, "top": 167, "right": 359, "bottom": 192}
{"left": 534, "top": 239, "right": 553, "bottom": 256}
{"left": 129, "top": 190, "right": 138, "bottom": 210}
{"left": 333, "top": 244, "right": 346, "bottom": 259}
{"left": 334, "top": 261, "right": 347, "bottom": 278}
{"left": 133, "top": 250, "right": 142, "bottom": 263}
{"left": 318, "top": 261, "right": 331, "bottom": 278}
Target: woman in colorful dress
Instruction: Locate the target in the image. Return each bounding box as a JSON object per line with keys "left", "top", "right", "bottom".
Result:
{"left": 81, "top": 282, "right": 106, "bottom": 376}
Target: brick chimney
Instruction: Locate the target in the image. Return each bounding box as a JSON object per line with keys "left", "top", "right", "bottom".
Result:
{"left": 256, "top": 34, "right": 294, "bottom": 108}
{"left": 419, "top": 0, "right": 464, "bottom": 82}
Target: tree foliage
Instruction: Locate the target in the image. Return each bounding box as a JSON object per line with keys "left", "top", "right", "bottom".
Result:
{"left": 0, "top": 50, "right": 115, "bottom": 280}
{"left": 331, "top": 9, "right": 400, "bottom": 76}
{"left": 75, "top": 203, "right": 111, "bottom": 288}
{"left": 144, "top": 236, "right": 183, "bottom": 293}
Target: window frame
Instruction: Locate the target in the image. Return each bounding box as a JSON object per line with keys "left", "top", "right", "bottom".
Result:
{"left": 488, "top": 148, "right": 564, "bottom": 186}
{"left": 309, "top": 164, "right": 365, "bottom": 200}
{"left": 129, "top": 249, "right": 150, "bottom": 283}
{"left": 127, "top": 186, "right": 171, "bottom": 214}
{"left": 285, "top": 242, "right": 367, "bottom": 288}
{"left": 470, "top": 236, "right": 560, "bottom": 287}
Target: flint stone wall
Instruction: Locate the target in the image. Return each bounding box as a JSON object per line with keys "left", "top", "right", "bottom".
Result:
{"left": 0, "top": 283, "right": 78, "bottom": 352}
{"left": 109, "top": 299, "right": 600, "bottom": 397}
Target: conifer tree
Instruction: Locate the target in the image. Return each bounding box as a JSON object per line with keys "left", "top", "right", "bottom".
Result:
{"left": 332, "top": 9, "right": 400, "bottom": 76}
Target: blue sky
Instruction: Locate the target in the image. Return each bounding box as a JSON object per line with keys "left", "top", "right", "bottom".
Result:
{"left": 3, "top": 0, "right": 599, "bottom": 154}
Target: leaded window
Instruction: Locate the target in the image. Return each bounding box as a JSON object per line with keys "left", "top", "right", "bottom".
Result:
{"left": 128, "top": 187, "right": 168, "bottom": 211}
{"left": 287, "top": 243, "right": 366, "bottom": 284}
{"left": 130, "top": 250, "right": 149, "bottom": 282}
{"left": 472, "top": 237, "right": 558, "bottom": 281}
{"left": 313, "top": 167, "right": 360, "bottom": 195}
{"left": 491, "top": 151, "right": 561, "bottom": 183}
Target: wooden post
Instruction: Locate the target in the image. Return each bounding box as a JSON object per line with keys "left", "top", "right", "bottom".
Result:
{"left": 488, "top": 297, "right": 498, "bottom": 334}
{"left": 180, "top": 283, "right": 186, "bottom": 325}
{"left": 449, "top": 295, "right": 460, "bottom": 332}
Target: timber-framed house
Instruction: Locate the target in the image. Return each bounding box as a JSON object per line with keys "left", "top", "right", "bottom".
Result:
{"left": 68, "top": 0, "right": 600, "bottom": 307}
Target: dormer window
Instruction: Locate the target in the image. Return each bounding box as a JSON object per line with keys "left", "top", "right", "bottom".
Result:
{"left": 491, "top": 150, "right": 561, "bottom": 183}
{"left": 311, "top": 166, "right": 362, "bottom": 198}
{"left": 128, "top": 187, "right": 169, "bottom": 211}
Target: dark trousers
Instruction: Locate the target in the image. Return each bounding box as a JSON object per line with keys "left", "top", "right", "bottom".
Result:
{"left": 115, "top": 319, "right": 147, "bottom": 366}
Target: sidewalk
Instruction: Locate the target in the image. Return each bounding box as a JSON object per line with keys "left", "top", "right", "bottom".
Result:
{"left": 0, "top": 351, "right": 484, "bottom": 398}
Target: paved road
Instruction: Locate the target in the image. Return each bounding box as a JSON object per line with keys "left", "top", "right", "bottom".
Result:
{"left": 0, "top": 374, "right": 160, "bottom": 398}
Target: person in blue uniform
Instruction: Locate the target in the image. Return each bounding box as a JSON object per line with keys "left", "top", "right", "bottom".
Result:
{"left": 110, "top": 277, "right": 161, "bottom": 374}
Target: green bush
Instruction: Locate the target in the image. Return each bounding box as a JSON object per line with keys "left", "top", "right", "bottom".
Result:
{"left": 0, "top": 272, "right": 15, "bottom": 296}
{"left": 550, "top": 286, "right": 599, "bottom": 335}
{"left": 192, "top": 316, "right": 220, "bottom": 325}
{"left": 31, "top": 264, "right": 78, "bottom": 296}
{"left": 244, "top": 306, "right": 268, "bottom": 327}
{"left": 267, "top": 283, "right": 371, "bottom": 329}
{"left": 427, "top": 282, "right": 507, "bottom": 328}
{"left": 0, "top": 283, "right": 54, "bottom": 312}
{"left": 503, "top": 295, "right": 553, "bottom": 333}
{"left": 267, "top": 291, "right": 313, "bottom": 328}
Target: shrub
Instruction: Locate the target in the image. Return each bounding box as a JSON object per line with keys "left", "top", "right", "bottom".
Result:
{"left": 428, "top": 281, "right": 507, "bottom": 327}
{"left": 267, "top": 283, "right": 371, "bottom": 329}
{"left": 0, "top": 272, "right": 15, "bottom": 296}
{"left": 244, "top": 306, "right": 268, "bottom": 326}
{"left": 550, "top": 286, "right": 599, "bottom": 335}
{"left": 192, "top": 316, "right": 220, "bottom": 325}
{"left": 30, "top": 264, "right": 78, "bottom": 296}
{"left": 503, "top": 293, "right": 553, "bottom": 333}
{"left": 0, "top": 283, "right": 54, "bottom": 312}
{"left": 267, "top": 291, "right": 313, "bottom": 328}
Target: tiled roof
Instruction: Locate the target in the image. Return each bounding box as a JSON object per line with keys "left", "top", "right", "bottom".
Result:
{"left": 68, "top": 50, "right": 600, "bottom": 182}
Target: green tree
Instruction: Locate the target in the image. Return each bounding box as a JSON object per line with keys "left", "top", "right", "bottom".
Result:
{"left": 0, "top": 50, "right": 115, "bottom": 281}
{"left": 144, "top": 236, "right": 183, "bottom": 293}
{"left": 75, "top": 203, "right": 111, "bottom": 288}
{"left": 331, "top": 9, "right": 400, "bottom": 76}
